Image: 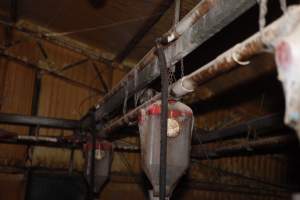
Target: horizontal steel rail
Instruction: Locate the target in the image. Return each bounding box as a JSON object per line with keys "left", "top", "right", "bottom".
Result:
{"left": 81, "top": 0, "right": 256, "bottom": 127}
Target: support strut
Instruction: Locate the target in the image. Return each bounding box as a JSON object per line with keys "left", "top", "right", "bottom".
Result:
{"left": 156, "top": 39, "right": 169, "bottom": 200}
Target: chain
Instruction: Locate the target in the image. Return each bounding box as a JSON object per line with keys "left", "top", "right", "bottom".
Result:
{"left": 258, "top": 0, "right": 274, "bottom": 51}
{"left": 180, "top": 58, "right": 185, "bottom": 78}
{"left": 123, "top": 83, "right": 128, "bottom": 115}
{"left": 133, "top": 68, "right": 138, "bottom": 107}
{"left": 259, "top": 0, "right": 268, "bottom": 38}
{"left": 168, "top": 65, "right": 176, "bottom": 85}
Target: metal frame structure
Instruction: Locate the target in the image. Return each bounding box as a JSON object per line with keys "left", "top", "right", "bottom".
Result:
{"left": 81, "top": 0, "right": 257, "bottom": 127}
{"left": 0, "top": 0, "right": 300, "bottom": 199}
{"left": 101, "top": 5, "right": 300, "bottom": 136}
{"left": 0, "top": 113, "right": 81, "bottom": 129}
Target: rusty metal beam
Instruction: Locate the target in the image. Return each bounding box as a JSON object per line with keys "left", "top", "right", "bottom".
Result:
{"left": 171, "top": 6, "right": 300, "bottom": 97}
{"left": 82, "top": 0, "right": 256, "bottom": 128}
{"left": 103, "top": 6, "right": 300, "bottom": 135}
{"left": 114, "top": 0, "right": 174, "bottom": 63}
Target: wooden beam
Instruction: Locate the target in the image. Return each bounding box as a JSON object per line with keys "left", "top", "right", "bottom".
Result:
{"left": 114, "top": 0, "right": 174, "bottom": 63}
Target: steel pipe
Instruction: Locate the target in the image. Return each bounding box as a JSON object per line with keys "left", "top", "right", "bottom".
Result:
{"left": 0, "top": 113, "right": 81, "bottom": 129}
{"left": 193, "top": 113, "right": 284, "bottom": 144}
{"left": 172, "top": 6, "right": 300, "bottom": 97}
{"left": 82, "top": 0, "right": 256, "bottom": 126}
{"left": 103, "top": 6, "right": 300, "bottom": 136}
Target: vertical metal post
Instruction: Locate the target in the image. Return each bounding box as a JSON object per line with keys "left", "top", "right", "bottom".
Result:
{"left": 88, "top": 110, "right": 97, "bottom": 200}
{"left": 29, "top": 71, "right": 41, "bottom": 135}
{"left": 25, "top": 70, "right": 41, "bottom": 200}
{"left": 24, "top": 169, "right": 32, "bottom": 200}
{"left": 156, "top": 39, "right": 169, "bottom": 200}
{"left": 174, "top": 0, "right": 181, "bottom": 25}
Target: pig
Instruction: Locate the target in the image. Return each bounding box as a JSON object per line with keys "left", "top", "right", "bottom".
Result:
{"left": 275, "top": 24, "right": 300, "bottom": 136}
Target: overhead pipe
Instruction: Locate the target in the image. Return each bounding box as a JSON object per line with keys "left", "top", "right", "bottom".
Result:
{"left": 0, "top": 136, "right": 82, "bottom": 149}
{"left": 0, "top": 128, "right": 82, "bottom": 148}
{"left": 0, "top": 127, "right": 135, "bottom": 151}
{"left": 193, "top": 113, "right": 285, "bottom": 144}
{"left": 171, "top": 6, "right": 300, "bottom": 97}
{"left": 0, "top": 113, "right": 82, "bottom": 129}
{"left": 191, "top": 134, "right": 298, "bottom": 160}
{"left": 81, "top": 0, "right": 256, "bottom": 126}
{"left": 102, "top": 6, "right": 300, "bottom": 136}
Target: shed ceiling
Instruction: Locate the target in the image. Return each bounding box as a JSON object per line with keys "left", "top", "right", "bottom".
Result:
{"left": 0, "top": 0, "right": 201, "bottom": 67}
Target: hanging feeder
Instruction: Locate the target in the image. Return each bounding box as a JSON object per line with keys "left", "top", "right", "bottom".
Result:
{"left": 84, "top": 140, "right": 113, "bottom": 195}
{"left": 138, "top": 100, "right": 194, "bottom": 199}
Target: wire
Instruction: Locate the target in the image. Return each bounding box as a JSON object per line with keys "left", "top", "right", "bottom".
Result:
{"left": 44, "top": 12, "right": 164, "bottom": 37}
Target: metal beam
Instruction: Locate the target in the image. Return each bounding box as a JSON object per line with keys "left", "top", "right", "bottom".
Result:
{"left": 0, "top": 137, "right": 82, "bottom": 149}
{"left": 83, "top": 0, "right": 256, "bottom": 127}
{"left": 192, "top": 134, "right": 298, "bottom": 160}
{"left": 0, "top": 113, "right": 81, "bottom": 129}
{"left": 171, "top": 6, "right": 300, "bottom": 97}
{"left": 92, "top": 63, "right": 109, "bottom": 93}
{"left": 61, "top": 58, "right": 89, "bottom": 72}
{"left": 114, "top": 0, "right": 174, "bottom": 63}
{"left": 0, "top": 50, "right": 106, "bottom": 95}
{"left": 28, "top": 71, "right": 42, "bottom": 136}
{"left": 102, "top": 5, "right": 300, "bottom": 136}
{"left": 36, "top": 41, "right": 48, "bottom": 60}
{"left": 193, "top": 113, "right": 285, "bottom": 144}
{"left": 0, "top": 20, "right": 131, "bottom": 72}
